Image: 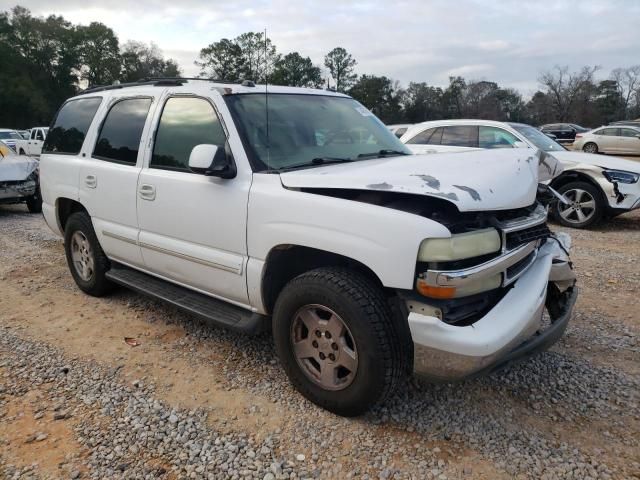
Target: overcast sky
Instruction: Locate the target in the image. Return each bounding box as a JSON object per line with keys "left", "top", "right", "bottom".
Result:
{"left": 4, "top": 0, "right": 640, "bottom": 95}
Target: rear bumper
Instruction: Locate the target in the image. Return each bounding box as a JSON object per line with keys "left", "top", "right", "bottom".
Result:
{"left": 408, "top": 237, "right": 577, "bottom": 381}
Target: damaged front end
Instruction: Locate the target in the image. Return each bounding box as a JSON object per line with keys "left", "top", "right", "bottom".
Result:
{"left": 404, "top": 202, "right": 577, "bottom": 382}
{"left": 0, "top": 149, "right": 39, "bottom": 203}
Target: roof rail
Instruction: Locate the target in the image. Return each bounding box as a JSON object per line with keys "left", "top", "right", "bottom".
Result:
{"left": 79, "top": 77, "right": 255, "bottom": 96}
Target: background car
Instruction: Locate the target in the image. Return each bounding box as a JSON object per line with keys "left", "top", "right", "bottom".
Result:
{"left": 400, "top": 119, "right": 640, "bottom": 228}
{"left": 18, "top": 130, "right": 30, "bottom": 139}
{"left": 0, "top": 139, "right": 42, "bottom": 213}
{"left": 386, "top": 123, "right": 413, "bottom": 138}
{"left": 539, "top": 123, "right": 590, "bottom": 143}
{"left": 573, "top": 126, "right": 640, "bottom": 155}
{"left": 0, "top": 128, "right": 23, "bottom": 150}
{"left": 609, "top": 120, "right": 640, "bottom": 128}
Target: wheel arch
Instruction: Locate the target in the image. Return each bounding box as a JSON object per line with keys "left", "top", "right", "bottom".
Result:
{"left": 549, "top": 171, "right": 607, "bottom": 202}
{"left": 56, "top": 197, "right": 88, "bottom": 233}
{"left": 261, "top": 244, "right": 389, "bottom": 315}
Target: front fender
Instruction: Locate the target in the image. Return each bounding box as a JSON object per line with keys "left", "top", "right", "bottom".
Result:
{"left": 247, "top": 174, "right": 451, "bottom": 293}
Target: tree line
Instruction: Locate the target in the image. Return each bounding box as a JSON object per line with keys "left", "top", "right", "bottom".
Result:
{"left": 2, "top": 6, "right": 639, "bottom": 129}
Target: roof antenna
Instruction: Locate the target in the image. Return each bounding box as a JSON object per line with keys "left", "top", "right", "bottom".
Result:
{"left": 264, "top": 28, "right": 271, "bottom": 169}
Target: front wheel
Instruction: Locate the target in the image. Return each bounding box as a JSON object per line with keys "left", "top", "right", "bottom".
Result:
{"left": 64, "top": 212, "right": 113, "bottom": 296}
{"left": 26, "top": 189, "right": 42, "bottom": 213}
{"left": 552, "top": 181, "right": 604, "bottom": 228}
{"left": 273, "top": 267, "right": 409, "bottom": 416}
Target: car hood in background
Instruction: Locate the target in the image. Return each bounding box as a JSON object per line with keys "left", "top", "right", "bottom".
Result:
{"left": 280, "top": 149, "right": 542, "bottom": 212}
{"left": 550, "top": 151, "right": 640, "bottom": 173}
{"left": 0, "top": 155, "right": 38, "bottom": 182}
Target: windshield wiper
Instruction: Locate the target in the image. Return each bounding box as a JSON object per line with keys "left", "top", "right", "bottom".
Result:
{"left": 276, "top": 157, "right": 354, "bottom": 172}
{"left": 357, "top": 149, "right": 410, "bottom": 158}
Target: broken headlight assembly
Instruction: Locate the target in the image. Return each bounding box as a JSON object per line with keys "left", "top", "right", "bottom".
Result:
{"left": 602, "top": 169, "right": 639, "bottom": 184}
{"left": 417, "top": 228, "right": 501, "bottom": 262}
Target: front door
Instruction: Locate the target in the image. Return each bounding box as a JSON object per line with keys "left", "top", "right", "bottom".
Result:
{"left": 79, "top": 96, "right": 156, "bottom": 267}
{"left": 136, "top": 95, "right": 251, "bottom": 305}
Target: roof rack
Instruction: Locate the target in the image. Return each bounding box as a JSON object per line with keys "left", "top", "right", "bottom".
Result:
{"left": 80, "top": 77, "right": 254, "bottom": 95}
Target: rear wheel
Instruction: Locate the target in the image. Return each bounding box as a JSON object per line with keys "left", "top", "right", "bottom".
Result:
{"left": 273, "top": 267, "right": 408, "bottom": 416}
{"left": 582, "top": 142, "right": 598, "bottom": 154}
{"left": 19, "top": 148, "right": 25, "bottom": 155}
{"left": 552, "top": 181, "right": 604, "bottom": 228}
{"left": 64, "top": 212, "right": 113, "bottom": 296}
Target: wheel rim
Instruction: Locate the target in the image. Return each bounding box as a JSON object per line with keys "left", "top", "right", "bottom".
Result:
{"left": 290, "top": 304, "right": 358, "bottom": 391}
{"left": 584, "top": 143, "right": 597, "bottom": 153}
{"left": 558, "top": 188, "right": 596, "bottom": 224}
{"left": 70, "top": 231, "right": 95, "bottom": 281}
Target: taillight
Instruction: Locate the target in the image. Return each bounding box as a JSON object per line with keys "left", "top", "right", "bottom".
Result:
{"left": 575, "top": 134, "right": 583, "bottom": 138}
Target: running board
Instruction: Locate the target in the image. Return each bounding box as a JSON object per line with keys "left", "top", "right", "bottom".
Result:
{"left": 106, "top": 263, "right": 269, "bottom": 335}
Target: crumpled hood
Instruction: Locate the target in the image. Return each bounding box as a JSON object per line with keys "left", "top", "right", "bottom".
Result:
{"left": 280, "top": 149, "right": 542, "bottom": 212}
{"left": 0, "top": 155, "right": 39, "bottom": 182}
{"left": 550, "top": 150, "right": 640, "bottom": 173}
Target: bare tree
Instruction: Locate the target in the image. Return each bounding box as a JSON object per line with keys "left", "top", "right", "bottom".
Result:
{"left": 610, "top": 65, "right": 640, "bottom": 119}
{"left": 538, "top": 65, "right": 600, "bottom": 121}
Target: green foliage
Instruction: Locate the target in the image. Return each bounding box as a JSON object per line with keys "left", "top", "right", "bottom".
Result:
{"left": 324, "top": 47, "right": 357, "bottom": 92}
{"left": 348, "top": 75, "right": 403, "bottom": 124}
{"left": 121, "top": 41, "right": 181, "bottom": 83}
{"left": 197, "top": 32, "right": 279, "bottom": 83}
{"left": 270, "top": 52, "right": 322, "bottom": 88}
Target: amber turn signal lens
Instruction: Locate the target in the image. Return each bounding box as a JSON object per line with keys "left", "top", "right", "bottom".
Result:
{"left": 415, "top": 279, "right": 457, "bottom": 299}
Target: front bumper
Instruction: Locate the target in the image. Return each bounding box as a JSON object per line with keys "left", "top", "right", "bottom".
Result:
{"left": 408, "top": 237, "right": 577, "bottom": 381}
{"left": 0, "top": 179, "right": 37, "bottom": 201}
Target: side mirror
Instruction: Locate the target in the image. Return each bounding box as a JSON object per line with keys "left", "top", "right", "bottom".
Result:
{"left": 188, "top": 144, "right": 236, "bottom": 179}
{"left": 513, "top": 141, "right": 528, "bottom": 149}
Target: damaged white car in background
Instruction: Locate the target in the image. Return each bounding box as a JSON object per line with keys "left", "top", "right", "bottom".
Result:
{"left": 0, "top": 141, "right": 42, "bottom": 213}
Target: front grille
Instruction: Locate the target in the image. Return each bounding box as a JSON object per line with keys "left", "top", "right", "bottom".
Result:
{"left": 505, "top": 224, "right": 550, "bottom": 250}
{"left": 506, "top": 251, "right": 536, "bottom": 279}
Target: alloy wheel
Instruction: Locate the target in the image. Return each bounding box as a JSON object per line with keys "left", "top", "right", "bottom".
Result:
{"left": 70, "top": 231, "right": 95, "bottom": 281}
{"left": 558, "top": 188, "right": 596, "bottom": 224}
{"left": 290, "top": 304, "right": 358, "bottom": 391}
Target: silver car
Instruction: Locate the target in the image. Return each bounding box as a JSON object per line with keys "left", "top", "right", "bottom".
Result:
{"left": 573, "top": 126, "right": 640, "bottom": 155}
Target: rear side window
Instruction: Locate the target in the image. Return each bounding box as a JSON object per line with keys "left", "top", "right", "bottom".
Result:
{"left": 151, "top": 97, "right": 226, "bottom": 171}
{"left": 441, "top": 125, "right": 479, "bottom": 147}
{"left": 598, "top": 128, "right": 619, "bottom": 136}
{"left": 93, "top": 98, "right": 152, "bottom": 165}
{"left": 43, "top": 97, "right": 102, "bottom": 154}
{"left": 407, "top": 127, "right": 442, "bottom": 145}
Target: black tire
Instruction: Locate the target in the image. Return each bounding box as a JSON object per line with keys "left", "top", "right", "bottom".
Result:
{"left": 272, "top": 267, "right": 409, "bottom": 416}
{"left": 25, "top": 185, "right": 42, "bottom": 213}
{"left": 64, "top": 211, "right": 113, "bottom": 296}
{"left": 582, "top": 142, "right": 598, "bottom": 154}
{"left": 19, "top": 148, "right": 25, "bottom": 155}
{"left": 551, "top": 181, "right": 605, "bottom": 228}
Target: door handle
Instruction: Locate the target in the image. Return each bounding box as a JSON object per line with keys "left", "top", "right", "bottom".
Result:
{"left": 138, "top": 184, "right": 156, "bottom": 201}
{"left": 84, "top": 174, "right": 97, "bottom": 188}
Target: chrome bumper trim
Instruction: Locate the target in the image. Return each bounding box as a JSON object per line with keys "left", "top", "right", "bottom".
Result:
{"left": 423, "top": 240, "right": 538, "bottom": 288}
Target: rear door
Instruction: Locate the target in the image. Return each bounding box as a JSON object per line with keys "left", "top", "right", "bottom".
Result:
{"left": 29, "top": 128, "right": 45, "bottom": 155}
{"left": 438, "top": 125, "right": 479, "bottom": 152}
{"left": 78, "top": 94, "right": 157, "bottom": 268}
{"left": 596, "top": 128, "right": 622, "bottom": 153}
{"left": 620, "top": 128, "right": 640, "bottom": 154}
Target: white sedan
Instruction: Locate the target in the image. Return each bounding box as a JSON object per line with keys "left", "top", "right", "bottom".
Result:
{"left": 573, "top": 125, "right": 640, "bottom": 155}
{"left": 400, "top": 119, "right": 640, "bottom": 228}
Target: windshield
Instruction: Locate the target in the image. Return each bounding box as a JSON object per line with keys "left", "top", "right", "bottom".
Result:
{"left": 510, "top": 124, "right": 566, "bottom": 152}
{"left": 225, "top": 93, "right": 411, "bottom": 171}
{"left": 0, "top": 131, "right": 21, "bottom": 140}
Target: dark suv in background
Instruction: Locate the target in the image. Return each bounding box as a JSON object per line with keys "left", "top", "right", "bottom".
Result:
{"left": 539, "top": 123, "right": 590, "bottom": 144}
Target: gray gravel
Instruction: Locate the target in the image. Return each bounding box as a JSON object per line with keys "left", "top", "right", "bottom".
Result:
{"left": 1, "top": 206, "right": 639, "bottom": 479}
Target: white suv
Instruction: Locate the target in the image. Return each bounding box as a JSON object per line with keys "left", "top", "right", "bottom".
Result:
{"left": 40, "top": 79, "right": 577, "bottom": 416}
{"left": 401, "top": 120, "right": 640, "bottom": 228}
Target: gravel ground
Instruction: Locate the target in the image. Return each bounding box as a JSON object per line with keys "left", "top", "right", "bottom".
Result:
{"left": 0, "top": 204, "right": 639, "bottom": 479}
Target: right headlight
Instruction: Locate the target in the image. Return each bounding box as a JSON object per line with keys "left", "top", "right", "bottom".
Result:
{"left": 418, "top": 228, "right": 501, "bottom": 262}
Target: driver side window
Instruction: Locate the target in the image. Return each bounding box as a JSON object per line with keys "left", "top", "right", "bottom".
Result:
{"left": 151, "top": 97, "right": 226, "bottom": 172}
{"left": 479, "top": 126, "right": 519, "bottom": 149}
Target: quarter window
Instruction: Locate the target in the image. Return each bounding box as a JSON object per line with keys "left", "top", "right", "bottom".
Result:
{"left": 43, "top": 97, "right": 103, "bottom": 154}
{"left": 93, "top": 98, "right": 152, "bottom": 164}
{"left": 151, "top": 97, "right": 226, "bottom": 171}
{"left": 478, "top": 126, "right": 519, "bottom": 149}
{"left": 441, "top": 125, "right": 478, "bottom": 147}
{"left": 407, "top": 127, "right": 441, "bottom": 145}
